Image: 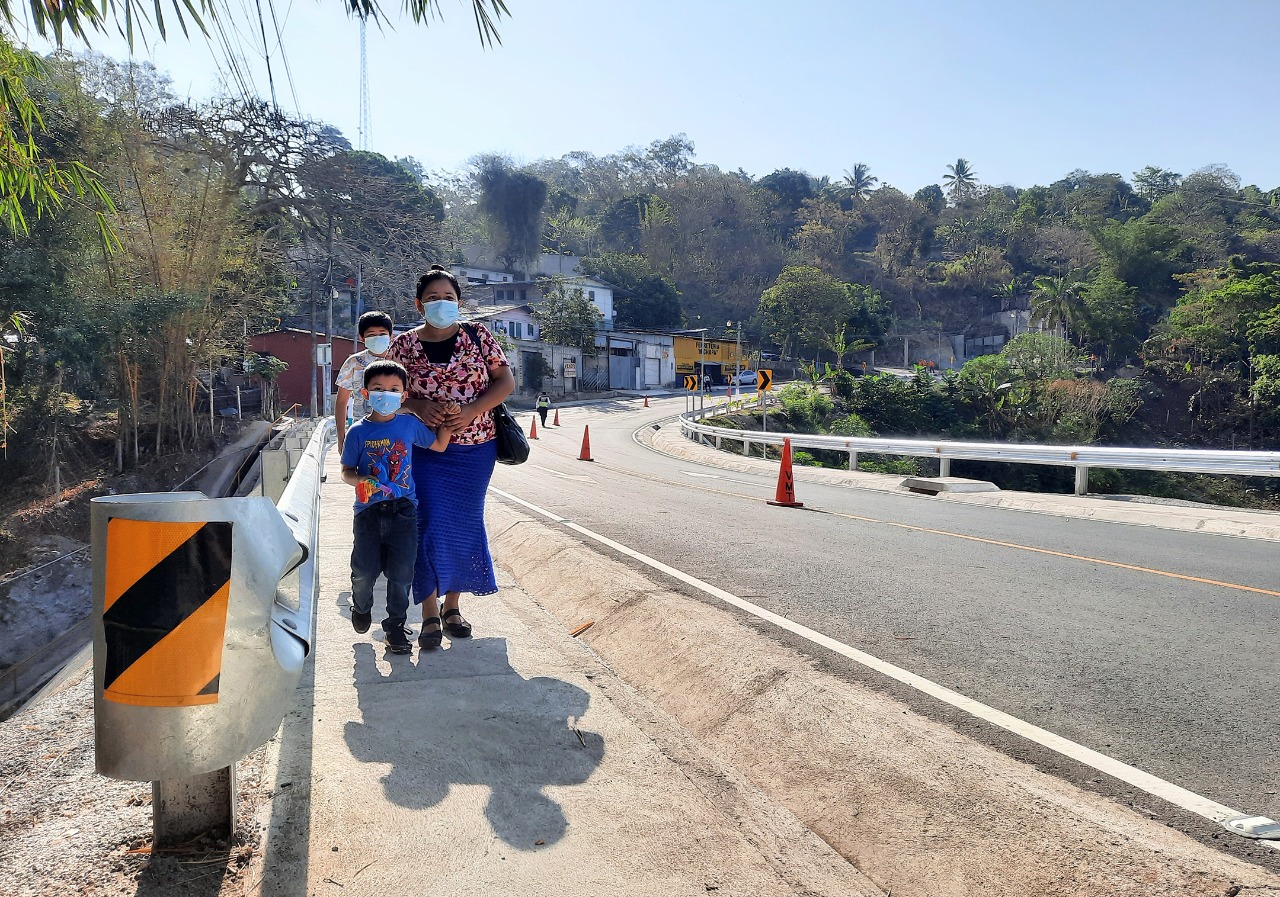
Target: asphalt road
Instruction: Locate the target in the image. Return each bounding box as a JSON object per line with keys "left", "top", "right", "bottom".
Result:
{"left": 490, "top": 396, "right": 1280, "bottom": 855}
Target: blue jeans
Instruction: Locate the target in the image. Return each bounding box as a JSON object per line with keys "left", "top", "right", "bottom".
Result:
{"left": 350, "top": 497, "right": 417, "bottom": 632}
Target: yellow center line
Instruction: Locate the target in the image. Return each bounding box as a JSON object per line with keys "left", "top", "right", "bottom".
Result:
{"left": 818, "top": 508, "right": 1280, "bottom": 598}
{"left": 530, "top": 437, "right": 1280, "bottom": 599}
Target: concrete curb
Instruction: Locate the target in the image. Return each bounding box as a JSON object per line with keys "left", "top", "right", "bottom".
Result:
{"left": 488, "top": 500, "right": 1280, "bottom": 896}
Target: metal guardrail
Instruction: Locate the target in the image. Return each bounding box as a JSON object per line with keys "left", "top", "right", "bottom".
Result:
{"left": 679, "top": 402, "right": 1280, "bottom": 495}
{"left": 89, "top": 417, "right": 334, "bottom": 846}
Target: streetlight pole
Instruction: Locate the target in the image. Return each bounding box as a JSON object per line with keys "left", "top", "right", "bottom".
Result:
{"left": 729, "top": 320, "right": 741, "bottom": 396}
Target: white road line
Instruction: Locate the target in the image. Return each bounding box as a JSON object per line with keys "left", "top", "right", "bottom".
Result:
{"left": 489, "top": 485, "right": 1277, "bottom": 850}
{"left": 529, "top": 465, "right": 594, "bottom": 482}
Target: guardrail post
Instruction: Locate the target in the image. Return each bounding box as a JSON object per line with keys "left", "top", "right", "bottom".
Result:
{"left": 848, "top": 451, "right": 858, "bottom": 471}
{"left": 715, "top": 435, "right": 722, "bottom": 450}
{"left": 153, "top": 768, "right": 235, "bottom": 845}
{"left": 939, "top": 458, "right": 951, "bottom": 478}
{"left": 1074, "top": 465, "right": 1089, "bottom": 495}
{"left": 743, "top": 438, "right": 751, "bottom": 456}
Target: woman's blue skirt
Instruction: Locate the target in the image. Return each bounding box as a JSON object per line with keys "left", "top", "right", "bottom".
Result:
{"left": 411, "top": 439, "right": 498, "bottom": 604}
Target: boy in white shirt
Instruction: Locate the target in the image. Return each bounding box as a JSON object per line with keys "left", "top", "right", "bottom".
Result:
{"left": 335, "top": 311, "right": 395, "bottom": 452}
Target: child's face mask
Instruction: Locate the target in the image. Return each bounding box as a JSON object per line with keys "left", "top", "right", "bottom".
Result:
{"left": 365, "top": 390, "right": 403, "bottom": 415}
{"left": 364, "top": 334, "right": 391, "bottom": 355}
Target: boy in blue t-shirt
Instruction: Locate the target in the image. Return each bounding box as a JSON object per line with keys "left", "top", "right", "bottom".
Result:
{"left": 340, "top": 359, "right": 452, "bottom": 653}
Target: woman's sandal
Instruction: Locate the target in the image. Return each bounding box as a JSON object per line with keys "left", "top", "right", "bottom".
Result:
{"left": 418, "top": 613, "right": 442, "bottom": 650}
{"left": 441, "top": 607, "right": 472, "bottom": 639}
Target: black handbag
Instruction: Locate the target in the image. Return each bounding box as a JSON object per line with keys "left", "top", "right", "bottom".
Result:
{"left": 491, "top": 401, "right": 530, "bottom": 465}
{"left": 460, "top": 323, "right": 529, "bottom": 465}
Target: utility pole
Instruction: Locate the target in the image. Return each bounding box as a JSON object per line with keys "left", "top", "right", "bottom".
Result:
{"left": 309, "top": 277, "right": 317, "bottom": 418}
{"left": 325, "top": 286, "right": 335, "bottom": 416}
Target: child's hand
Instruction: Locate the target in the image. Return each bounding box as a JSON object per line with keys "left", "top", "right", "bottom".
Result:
{"left": 443, "top": 400, "right": 461, "bottom": 415}
{"left": 355, "top": 477, "right": 380, "bottom": 504}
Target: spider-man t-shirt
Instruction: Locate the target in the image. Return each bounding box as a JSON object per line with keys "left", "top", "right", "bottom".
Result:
{"left": 340, "top": 414, "right": 436, "bottom": 514}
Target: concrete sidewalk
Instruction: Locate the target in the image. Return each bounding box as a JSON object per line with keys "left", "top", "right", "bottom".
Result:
{"left": 249, "top": 449, "right": 881, "bottom": 897}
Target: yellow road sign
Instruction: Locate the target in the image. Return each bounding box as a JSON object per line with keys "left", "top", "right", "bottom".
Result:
{"left": 683, "top": 375, "right": 698, "bottom": 391}
{"left": 757, "top": 369, "right": 773, "bottom": 391}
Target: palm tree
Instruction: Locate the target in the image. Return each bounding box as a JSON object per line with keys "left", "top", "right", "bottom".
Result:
{"left": 1030, "top": 274, "right": 1086, "bottom": 343}
{"left": 842, "top": 163, "right": 878, "bottom": 202}
{"left": 942, "top": 158, "right": 978, "bottom": 203}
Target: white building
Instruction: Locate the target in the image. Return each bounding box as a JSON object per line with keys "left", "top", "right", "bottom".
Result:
{"left": 454, "top": 265, "right": 617, "bottom": 330}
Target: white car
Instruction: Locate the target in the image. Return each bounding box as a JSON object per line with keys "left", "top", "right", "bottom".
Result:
{"left": 730, "top": 370, "right": 758, "bottom": 388}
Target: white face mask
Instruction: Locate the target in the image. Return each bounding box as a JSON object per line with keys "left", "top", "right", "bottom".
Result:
{"left": 364, "top": 334, "right": 391, "bottom": 355}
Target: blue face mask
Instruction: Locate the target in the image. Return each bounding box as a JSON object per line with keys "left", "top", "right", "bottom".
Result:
{"left": 365, "top": 390, "right": 403, "bottom": 415}
{"left": 423, "top": 300, "right": 460, "bottom": 329}
{"left": 364, "top": 334, "right": 391, "bottom": 355}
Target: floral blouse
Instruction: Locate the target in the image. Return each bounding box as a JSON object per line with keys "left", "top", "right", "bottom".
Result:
{"left": 388, "top": 323, "right": 509, "bottom": 446}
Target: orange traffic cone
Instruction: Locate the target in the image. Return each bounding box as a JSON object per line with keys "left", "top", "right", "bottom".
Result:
{"left": 578, "top": 426, "right": 594, "bottom": 462}
{"left": 553, "top": 408, "right": 560, "bottom": 426}
{"left": 529, "top": 415, "right": 539, "bottom": 439}
{"left": 767, "top": 438, "right": 804, "bottom": 508}
{"left": 643, "top": 395, "right": 649, "bottom": 407}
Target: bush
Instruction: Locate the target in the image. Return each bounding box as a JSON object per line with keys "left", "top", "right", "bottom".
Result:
{"left": 829, "top": 369, "right": 857, "bottom": 400}
{"left": 777, "top": 384, "right": 833, "bottom": 430}
{"left": 857, "top": 454, "right": 926, "bottom": 475}
{"left": 830, "top": 412, "right": 872, "bottom": 437}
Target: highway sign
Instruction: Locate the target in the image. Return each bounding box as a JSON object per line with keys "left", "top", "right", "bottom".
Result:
{"left": 683, "top": 375, "right": 698, "bottom": 390}
{"left": 757, "top": 369, "right": 773, "bottom": 391}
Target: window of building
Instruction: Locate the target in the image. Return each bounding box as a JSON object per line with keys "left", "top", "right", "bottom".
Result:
{"left": 588, "top": 290, "right": 596, "bottom": 300}
{"left": 509, "top": 321, "right": 521, "bottom": 339}
{"left": 520, "top": 289, "right": 527, "bottom": 302}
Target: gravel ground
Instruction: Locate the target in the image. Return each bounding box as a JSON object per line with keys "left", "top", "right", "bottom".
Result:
{"left": 0, "top": 666, "right": 271, "bottom": 897}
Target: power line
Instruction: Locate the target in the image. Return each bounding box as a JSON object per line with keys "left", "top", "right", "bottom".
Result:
{"left": 252, "top": 0, "right": 278, "bottom": 108}
{"left": 265, "top": 0, "right": 302, "bottom": 117}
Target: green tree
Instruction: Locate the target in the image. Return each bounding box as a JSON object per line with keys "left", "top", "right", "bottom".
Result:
{"left": 942, "top": 158, "right": 978, "bottom": 203}
{"left": 841, "top": 163, "right": 878, "bottom": 202}
{"left": 757, "top": 265, "right": 888, "bottom": 360}
{"left": 1078, "top": 272, "right": 1138, "bottom": 360}
{"left": 1132, "top": 166, "right": 1181, "bottom": 204}
{"left": 913, "top": 184, "right": 946, "bottom": 217}
{"left": 579, "top": 253, "right": 683, "bottom": 328}
{"left": 1030, "top": 273, "right": 1086, "bottom": 342}
{"left": 531, "top": 276, "right": 602, "bottom": 352}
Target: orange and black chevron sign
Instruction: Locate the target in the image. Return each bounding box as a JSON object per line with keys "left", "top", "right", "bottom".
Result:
{"left": 102, "top": 519, "right": 233, "bottom": 707}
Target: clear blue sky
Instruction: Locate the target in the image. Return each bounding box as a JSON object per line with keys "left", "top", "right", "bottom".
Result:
{"left": 29, "top": 0, "right": 1280, "bottom": 192}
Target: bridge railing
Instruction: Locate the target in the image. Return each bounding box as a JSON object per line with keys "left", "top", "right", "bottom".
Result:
{"left": 679, "top": 405, "right": 1280, "bottom": 495}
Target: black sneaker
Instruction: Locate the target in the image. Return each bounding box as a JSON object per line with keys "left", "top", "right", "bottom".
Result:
{"left": 351, "top": 609, "right": 372, "bottom": 634}
{"left": 385, "top": 625, "right": 413, "bottom": 654}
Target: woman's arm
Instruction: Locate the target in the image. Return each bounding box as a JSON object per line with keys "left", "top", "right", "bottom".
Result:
{"left": 442, "top": 364, "right": 515, "bottom": 430}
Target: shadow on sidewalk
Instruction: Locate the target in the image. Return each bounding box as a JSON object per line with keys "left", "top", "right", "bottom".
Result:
{"left": 345, "top": 637, "right": 603, "bottom": 849}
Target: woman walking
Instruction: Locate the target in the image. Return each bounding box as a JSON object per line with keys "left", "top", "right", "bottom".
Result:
{"left": 389, "top": 266, "right": 515, "bottom": 649}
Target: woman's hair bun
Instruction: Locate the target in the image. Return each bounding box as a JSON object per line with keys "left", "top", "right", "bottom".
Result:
{"left": 430, "top": 264, "right": 446, "bottom": 271}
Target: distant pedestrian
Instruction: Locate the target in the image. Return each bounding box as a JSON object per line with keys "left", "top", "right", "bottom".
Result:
{"left": 335, "top": 310, "right": 396, "bottom": 453}
{"left": 341, "top": 359, "right": 453, "bottom": 654}
{"left": 535, "top": 391, "right": 551, "bottom": 426}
